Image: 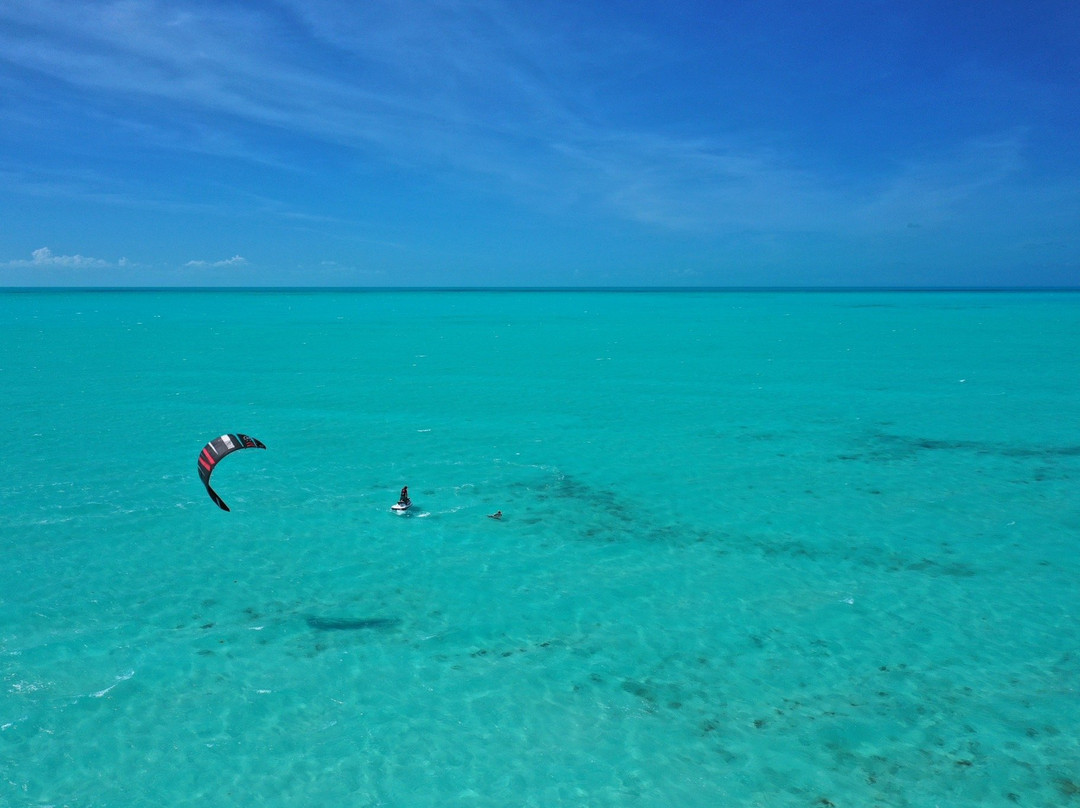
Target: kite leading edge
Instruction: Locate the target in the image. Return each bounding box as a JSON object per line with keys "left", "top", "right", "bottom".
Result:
{"left": 197, "top": 433, "right": 266, "bottom": 511}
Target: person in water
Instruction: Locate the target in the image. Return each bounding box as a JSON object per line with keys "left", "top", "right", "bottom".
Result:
{"left": 488, "top": 510, "right": 502, "bottom": 519}
{"left": 399, "top": 486, "right": 409, "bottom": 504}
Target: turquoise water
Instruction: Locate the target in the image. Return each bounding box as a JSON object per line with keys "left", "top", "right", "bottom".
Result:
{"left": 2, "top": 289, "right": 1079, "bottom": 807}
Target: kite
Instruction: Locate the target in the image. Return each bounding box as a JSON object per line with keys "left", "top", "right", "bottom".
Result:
{"left": 197, "top": 433, "right": 266, "bottom": 511}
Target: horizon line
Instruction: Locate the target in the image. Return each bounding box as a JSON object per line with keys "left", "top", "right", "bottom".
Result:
{"left": 1, "top": 285, "right": 1078, "bottom": 294}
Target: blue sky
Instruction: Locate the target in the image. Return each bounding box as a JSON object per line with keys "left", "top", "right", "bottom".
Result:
{"left": 1, "top": 0, "right": 1077, "bottom": 287}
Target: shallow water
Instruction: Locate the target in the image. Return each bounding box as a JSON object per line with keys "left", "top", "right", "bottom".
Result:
{"left": 2, "top": 290, "right": 1079, "bottom": 806}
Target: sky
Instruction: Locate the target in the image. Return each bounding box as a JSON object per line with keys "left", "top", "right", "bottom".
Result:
{"left": 1, "top": 0, "right": 1078, "bottom": 287}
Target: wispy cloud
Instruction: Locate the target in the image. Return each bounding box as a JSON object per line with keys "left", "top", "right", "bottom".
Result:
{"left": 1, "top": 0, "right": 795, "bottom": 231}
{"left": 855, "top": 134, "right": 1027, "bottom": 231}
{"left": 0, "top": 0, "right": 1062, "bottom": 250}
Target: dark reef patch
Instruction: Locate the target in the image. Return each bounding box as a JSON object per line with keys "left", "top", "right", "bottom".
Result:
{"left": 846, "top": 431, "right": 1080, "bottom": 464}
{"left": 305, "top": 616, "right": 402, "bottom": 632}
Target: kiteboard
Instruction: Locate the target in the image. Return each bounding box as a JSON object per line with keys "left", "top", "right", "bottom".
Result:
{"left": 391, "top": 500, "right": 412, "bottom": 512}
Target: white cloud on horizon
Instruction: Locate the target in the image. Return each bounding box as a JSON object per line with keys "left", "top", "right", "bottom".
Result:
{"left": 184, "top": 255, "right": 248, "bottom": 269}
{"left": 4, "top": 247, "right": 113, "bottom": 269}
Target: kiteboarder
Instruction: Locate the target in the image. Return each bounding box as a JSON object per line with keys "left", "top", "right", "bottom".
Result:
{"left": 390, "top": 485, "right": 412, "bottom": 512}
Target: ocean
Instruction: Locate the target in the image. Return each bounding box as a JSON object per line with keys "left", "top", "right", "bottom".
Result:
{"left": 2, "top": 289, "right": 1078, "bottom": 807}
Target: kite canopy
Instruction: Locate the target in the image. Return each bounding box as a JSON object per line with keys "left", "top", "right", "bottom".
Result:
{"left": 197, "top": 433, "right": 266, "bottom": 511}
